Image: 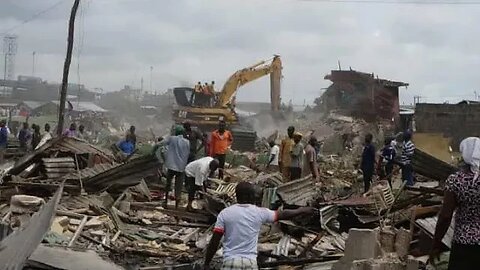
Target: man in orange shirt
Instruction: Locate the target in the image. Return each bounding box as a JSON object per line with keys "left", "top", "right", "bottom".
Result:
{"left": 209, "top": 120, "right": 233, "bottom": 179}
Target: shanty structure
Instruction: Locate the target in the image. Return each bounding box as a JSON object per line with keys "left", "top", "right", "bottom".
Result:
{"left": 31, "top": 101, "right": 107, "bottom": 117}
{"left": 320, "top": 70, "right": 408, "bottom": 122}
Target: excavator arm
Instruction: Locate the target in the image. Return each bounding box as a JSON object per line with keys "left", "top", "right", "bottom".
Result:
{"left": 217, "top": 55, "right": 282, "bottom": 111}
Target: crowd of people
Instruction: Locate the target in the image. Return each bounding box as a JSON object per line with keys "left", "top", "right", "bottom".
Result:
{"left": 150, "top": 120, "right": 232, "bottom": 210}
{"left": 360, "top": 130, "right": 416, "bottom": 193}
{"left": 267, "top": 126, "right": 320, "bottom": 182}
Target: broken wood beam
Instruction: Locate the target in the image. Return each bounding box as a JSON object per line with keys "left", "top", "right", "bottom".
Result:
{"left": 405, "top": 186, "right": 443, "bottom": 196}
{"left": 258, "top": 255, "right": 343, "bottom": 268}
{"left": 299, "top": 232, "right": 325, "bottom": 258}
{"left": 146, "top": 222, "right": 211, "bottom": 229}
{"left": 68, "top": 215, "right": 88, "bottom": 247}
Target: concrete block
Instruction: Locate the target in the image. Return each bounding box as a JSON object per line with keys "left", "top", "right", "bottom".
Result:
{"left": 343, "top": 229, "right": 382, "bottom": 261}
{"left": 379, "top": 227, "right": 396, "bottom": 253}
{"left": 406, "top": 259, "right": 420, "bottom": 270}
{"left": 394, "top": 228, "right": 411, "bottom": 258}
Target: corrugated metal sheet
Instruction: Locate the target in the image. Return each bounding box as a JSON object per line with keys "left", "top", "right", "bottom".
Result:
{"left": 82, "top": 154, "right": 158, "bottom": 192}
{"left": 8, "top": 137, "right": 114, "bottom": 176}
{"left": 276, "top": 175, "right": 315, "bottom": 206}
{"left": 51, "top": 101, "right": 107, "bottom": 112}
{"left": 412, "top": 148, "right": 456, "bottom": 183}
{"left": 416, "top": 216, "right": 454, "bottom": 248}
{"left": 0, "top": 185, "right": 63, "bottom": 270}
{"left": 63, "top": 162, "right": 120, "bottom": 180}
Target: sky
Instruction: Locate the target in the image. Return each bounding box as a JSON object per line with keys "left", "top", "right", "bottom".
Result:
{"left": 1, "top": 0, "right": 480, "bottom": 105}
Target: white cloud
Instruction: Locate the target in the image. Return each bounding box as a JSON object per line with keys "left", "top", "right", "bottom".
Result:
{"left": 1, "top": 0, "right": 480, "bottom": 105}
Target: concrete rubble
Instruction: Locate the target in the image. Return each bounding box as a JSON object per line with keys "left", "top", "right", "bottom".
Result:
{"left": 0, "top": 110, "right": 459, "bottom": 269}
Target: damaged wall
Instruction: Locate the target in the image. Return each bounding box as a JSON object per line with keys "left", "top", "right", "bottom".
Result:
{"left": 415, "top": 103, "right": 480, "bottom": 150}
{"left": 319, "top": 70, "right": 408, "bottom": 122}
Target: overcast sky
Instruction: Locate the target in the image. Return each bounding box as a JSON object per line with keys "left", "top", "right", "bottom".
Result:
{"left": 1, "top": 0, "right": 480, "bottom": 105}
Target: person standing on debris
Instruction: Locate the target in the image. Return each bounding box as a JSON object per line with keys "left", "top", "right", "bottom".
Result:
{"left": 267, "top": 141, "right": 280, "bottom": 172}
{"left": 31, "top": 124, "right": 41, "bottom": 150}
{"left": 360, "top": 133, "right": 376, "bottom": 193}
{"left": 63, "top": 123, "right": 77, "bottom": 138}
{"left": 161, "top": 125, "right": 190, "bottom": 208}
{"left": 279, "top": 126, "right": 295, "bottom": 179}
{"left": 204, "top": 181, "right": 315, "bottom": 270}
{"left": 430, "top": 137, "right": 480, "bottom": 269}
{"left": 304, "top": 136, "right": 319, "bottom": 180}
{"left": 77, "top": 124, "right": 87, "bottom": 141}
{"left": 36, "top": 123, "right": 52, "bottom": 150}
{"left": 18, "top": 122, "right": 32, "bottom": 151}
{"left": 127, "top": 125, "right": 137, "bottom": 146}
{"left": 209, "top": 120, "right": 233, "bottom": 180}
{"left": 184, "top": 157, "right": 219, "bottom": 211}
{"left": 380, "top": 137, "right": 396, "bottom": 187}
{"left": 290, "top": 132, "right": 304, "bottom": 181}
{"left": 183, "top": 122, "right": 205, "bottom": 163}
{"left": 0, "top": 121, "right": 8, "bottom": 163}
{"left": 401, "top": 131, "right": 415, "bottom": 186}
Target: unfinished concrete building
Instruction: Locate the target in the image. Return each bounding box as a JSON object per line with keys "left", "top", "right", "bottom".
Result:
{"left": 415, "top": 102, "right": 480, "bottom": 150}
{"left": 319, "top": 70, "right": 409, "bottom": 123}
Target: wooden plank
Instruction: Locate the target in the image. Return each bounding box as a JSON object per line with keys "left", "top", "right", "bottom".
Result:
{"left": 43, "top": 163, "right": 75, "bottom": 168}
{"left": 44, "top": 168, "right": 76, "bottom": 173}
{"left": 46, "top": 173, "right": 70, "bottom": 179}
{"left": 68, "top": 215, "right": 88, "bottom": 247}
{"left": 43, "top": 157, "right": 75, "bottom": 163}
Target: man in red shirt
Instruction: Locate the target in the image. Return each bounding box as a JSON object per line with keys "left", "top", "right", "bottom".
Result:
{"left": 209, "top": 120, "right": 233, "bottom": 179}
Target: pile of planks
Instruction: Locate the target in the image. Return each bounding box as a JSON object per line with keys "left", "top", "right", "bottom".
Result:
{"left": 42, "top": 157, "right": 76, "bottom": 179}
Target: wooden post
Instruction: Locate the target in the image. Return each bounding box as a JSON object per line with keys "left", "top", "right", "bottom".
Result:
{"left": 57, "top": 0, "right": 80, "bottom": 136}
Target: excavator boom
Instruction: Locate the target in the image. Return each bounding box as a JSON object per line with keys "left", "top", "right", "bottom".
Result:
{"left": 217, "top": 55, "right": 282, "bottom": 111}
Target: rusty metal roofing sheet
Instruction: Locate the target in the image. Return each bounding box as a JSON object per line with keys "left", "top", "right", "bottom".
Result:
{"left": 276, "top": 175, "right": 315, "bottom": 206}
{"left": 415, "top": 216, "right": 454, "bottom": 248}
{"left": 0, "top": 184, "right": 63, "bottom": 270}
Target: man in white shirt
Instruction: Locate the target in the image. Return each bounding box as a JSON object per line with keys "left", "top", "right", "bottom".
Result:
{"left": 267, "top": 141, "right": 280, "bottom": 172}
{"left": 184, "top": 157, "right": 219, "bottom": 211}
{"left": 204, "top": 182, "right": 314, "bottom": 269}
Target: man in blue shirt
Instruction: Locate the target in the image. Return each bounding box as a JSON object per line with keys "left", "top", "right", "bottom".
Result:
{"left": 0, "top": 121, "right": 8, "bottom": 163}
{"left": 380, "top": 137, "right": 396, "bottom": 187}
{"left": 118, "top": 135, "right": 135, "bottom": 155}
{"left": 361, "top": 133, "right": 376, "bottom": 193}
{"left": 160, "top": 125, "right": 190, "bottom": 208}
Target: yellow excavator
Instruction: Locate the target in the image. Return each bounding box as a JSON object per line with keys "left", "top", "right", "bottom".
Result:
{"left": 172, "top": 55, "right": 282, "bottom": 130}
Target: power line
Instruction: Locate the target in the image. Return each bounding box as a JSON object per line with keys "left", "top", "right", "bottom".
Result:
{"left": 1, "top": 0, "right": 69, "bottom": 35}
{"left": 299, "top": 0, "right": 480, "bottom": 4}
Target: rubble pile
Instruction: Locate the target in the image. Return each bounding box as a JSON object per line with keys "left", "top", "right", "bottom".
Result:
{"left": 0, "top": 111, "right": 461, "bottom": 269}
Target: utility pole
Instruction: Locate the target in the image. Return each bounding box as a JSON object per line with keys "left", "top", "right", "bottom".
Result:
{"left": 150, "top": 66, "right": 153, "bottom": 93}
{"left": 32, "top": 51, "right": 36, "bottom": 76}
{"left": 57, "top": 0, "right": 80, "bottom": 137}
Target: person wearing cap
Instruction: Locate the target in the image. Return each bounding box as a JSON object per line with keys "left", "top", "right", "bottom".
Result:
{"left": 279, "top": 126, "right": 295, "bottom": 180}
{"left": 183, "top": 122, "right": 205, "bottom": 163}
{"left": 209, "top": 120, "right": 233, "bottom": 179}
{"left": 160, "top": 125, "right": 190, "bottom": 208}
{"left": 290, "top": 132, "right": 304, "bottom": 181}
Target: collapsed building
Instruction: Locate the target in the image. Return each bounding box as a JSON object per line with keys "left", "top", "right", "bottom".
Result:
{"left": 317, "top": 70, "right": 409, "bottom": 124}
